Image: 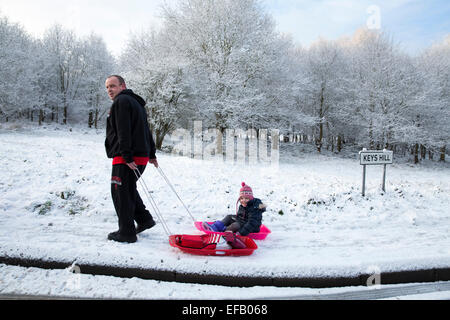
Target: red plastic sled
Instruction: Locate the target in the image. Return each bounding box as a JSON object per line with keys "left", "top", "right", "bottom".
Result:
{"left": 169, "top": 233, "right": 258, "bottom": 256}
{"left": 194, "top": 221, "right": 271, "bottom": 240}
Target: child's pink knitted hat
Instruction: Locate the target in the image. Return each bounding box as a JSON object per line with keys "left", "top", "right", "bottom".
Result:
{"left": 239, "top": 182, "right": 254, "bottom": 200}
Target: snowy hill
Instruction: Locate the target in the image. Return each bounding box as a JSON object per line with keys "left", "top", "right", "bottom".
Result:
{"left": 1, "top": 124, "right": 450, "bottom": 282}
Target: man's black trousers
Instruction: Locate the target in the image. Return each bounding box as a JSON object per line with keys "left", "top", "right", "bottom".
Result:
{"left": 111, "top": 164, "right": 154, "bottom": 236}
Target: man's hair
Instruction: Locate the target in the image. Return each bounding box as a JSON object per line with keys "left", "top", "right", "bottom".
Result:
{"left": 107, "top": 75, "right": 126, "bottom": 85}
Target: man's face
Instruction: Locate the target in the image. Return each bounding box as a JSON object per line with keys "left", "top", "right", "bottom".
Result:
{"left": 105, "top": 76, "right": 126, "bottom": 100}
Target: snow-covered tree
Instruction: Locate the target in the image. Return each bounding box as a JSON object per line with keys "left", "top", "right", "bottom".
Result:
{"left": 343, "top": 28, "right": 419, "bottom": 150}
{"left": 120, "top": 28, "right": 191, "bottom": 148}
{"left": 41, "top": 24, "right": 83, "bottom": 124}
{"left": 0, "top": 15, "right": 35, "bottom": 121}
{"left": 1, "top": 5, "right": 447, "bottom": 163}
{"left": 78, "top": 34, "right": 115, "bottom": 128}
{"left": 414, "top": 35, "right": 450, "bottom": 161}
{"left": 162, "top": 0, "right": 292, "bottom": 130}
{"left": 298, "top": 38, "right": 349, "bottom": 152}
{"left": 40, "top": 25, "right": 115, "bottom": 126}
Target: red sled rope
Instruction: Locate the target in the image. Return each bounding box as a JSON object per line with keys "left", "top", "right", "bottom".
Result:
{"left": 135, "top": 167, "right": 258, "bottom": 256}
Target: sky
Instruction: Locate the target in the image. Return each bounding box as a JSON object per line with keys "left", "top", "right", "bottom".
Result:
{"left": 0, "top": 0, "right": 449, "bottom": 57}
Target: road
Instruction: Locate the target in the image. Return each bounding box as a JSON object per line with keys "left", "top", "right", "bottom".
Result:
{"left": 2, "top": 281, "right": 450, "bottom": 300}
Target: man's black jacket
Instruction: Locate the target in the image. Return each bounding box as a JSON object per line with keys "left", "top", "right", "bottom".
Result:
{"left": 105, "top": 89, "right": 156, "bottom": 163}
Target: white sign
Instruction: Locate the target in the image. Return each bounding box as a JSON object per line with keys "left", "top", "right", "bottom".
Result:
{"left": 359, "top": 149, "right": 394, "bottom": 196}
{"left": 359, "top": 150, "right": 393, "bottom": 165}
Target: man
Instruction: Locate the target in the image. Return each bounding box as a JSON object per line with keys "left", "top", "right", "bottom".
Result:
{"left": 105, "top": 75, "right": 158, "bottom": 243}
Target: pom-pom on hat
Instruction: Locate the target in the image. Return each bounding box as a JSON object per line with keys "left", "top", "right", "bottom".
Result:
{"left": 239, "top": 182, "right": 254, "bottom": 200}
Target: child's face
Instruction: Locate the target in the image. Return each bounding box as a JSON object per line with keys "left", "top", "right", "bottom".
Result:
{"left": 240, "top": 196, "right": 251, "bottom": 207}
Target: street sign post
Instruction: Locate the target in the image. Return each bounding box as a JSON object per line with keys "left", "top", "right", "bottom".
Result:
{"left": 359, "top": 149, "right": 393, "bottom": 196}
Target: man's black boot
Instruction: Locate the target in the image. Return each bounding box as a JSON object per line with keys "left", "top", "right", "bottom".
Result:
{"left": 108, "top": 231, "right": 137, "bottom": 243}
{"left": 136, "top": 219, "right": 156, "bottom": 234}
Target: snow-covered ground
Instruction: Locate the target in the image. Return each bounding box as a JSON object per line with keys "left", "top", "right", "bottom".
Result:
{"left": 0, "top": 123, "right": 449, "bottom": 299}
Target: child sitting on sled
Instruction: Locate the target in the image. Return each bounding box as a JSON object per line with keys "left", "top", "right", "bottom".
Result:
{"left": 203, "top": 182, "right": 267, "bottom": 237}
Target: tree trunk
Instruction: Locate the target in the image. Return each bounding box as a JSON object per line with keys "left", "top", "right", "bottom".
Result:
{"left": 316, "top": 88, "right": 324, "bottom": 153}
{"left": 39, "top": 109, "right": 44, "bottom": 126}
{"left": 420, "top": 145, "right": 426, "bottom": 160}
{"left": 217, "top": 127, "right": 224, "bottom": 157}
{"left": 369, "top": 119, "right": 374, "bottom": 149}
{"left": 63, "top": 106, "right": 67, "bottom": 124}
{"left": 440, "top": 146, "right": 446, "bottom": 162}
{"left": 155, "top": 131, "right": 164, "bottom": 150}
{"left": 88, "top": 111, "right": 93, "bottom": 128}
{"left": 63, "top": 95, "right": 67, "bottom": 125}
{"left": 414, "top": 143, "right": 419, "bottom": 164}
{"left": 155, "top": 123, "right": 170, "bottom": 150}
{"left": 94, "top": 109, "right": 99, "bottom": 129}
{"left": 337, "top": 135, "right": 342, "bottom": 152}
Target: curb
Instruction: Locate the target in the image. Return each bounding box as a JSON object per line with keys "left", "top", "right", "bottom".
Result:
{"left": 2, "top": 256, "right": 450, "bottom": 288}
